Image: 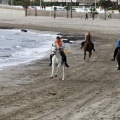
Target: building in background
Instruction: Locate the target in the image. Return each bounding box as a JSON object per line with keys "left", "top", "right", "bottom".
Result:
{"left": 43, "top": 0, "right": 97, "bottom": 3}
{"left": 0, "top": 0, "right": 120, "bottom": 6}
{"left": 0, "top": 0, "right": 9, "bottom": 4}
{"left": 78, "top": 0, "right": 99, "bottom": 4}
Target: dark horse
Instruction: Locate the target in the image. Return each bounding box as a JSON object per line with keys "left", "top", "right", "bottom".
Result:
{"left": 83, "top": 33, "right": 93, "bottom": 60}
{"left": 116, "top": 47, "right": 120, "bottom": 70}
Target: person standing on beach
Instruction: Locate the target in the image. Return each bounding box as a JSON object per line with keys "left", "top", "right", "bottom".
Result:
{"left": 92, "top": 13, "right": 95, "bottom": 20}
{"left": 81, "top": 32, "right": 95, "bottom": 51}
{"left": 49, "top": 36, "right": 69, "bottom": 67}
{"left": 111, "top": 38, "right": 120, "bottom": 61}
{"left": 85, "top": 13, "right": 88, "bottom": 20}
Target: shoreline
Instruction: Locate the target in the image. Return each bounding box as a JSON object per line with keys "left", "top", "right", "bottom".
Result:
{"left": 0, "top": 28, "right": 84, "bottom": 71}
{"left": 0, "top": 28, "right": 58, "bottom": 71}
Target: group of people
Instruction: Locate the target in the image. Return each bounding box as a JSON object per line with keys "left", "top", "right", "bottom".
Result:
{"left": 49, "top": 32, "right": 95, "bottom": 67}
{"left": 49, "top": 32, "right": 120, "bottom": 67}
{"left": 85, "top": 13, "right": 95, "bottom": 20}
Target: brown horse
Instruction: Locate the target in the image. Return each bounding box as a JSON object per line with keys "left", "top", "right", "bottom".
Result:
{"left": 116, "top": 47, "right": 120, "bottom": 70}
{"left": 83, "top": 34, "right": 93, "bottom": 60}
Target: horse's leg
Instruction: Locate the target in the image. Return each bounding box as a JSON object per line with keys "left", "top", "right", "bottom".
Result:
{"left": 89, "top": 51, "right": 92, "bottom": 58}
{"left": 50, "top": 57, "right": 55, "bottom": 78}
{"left": 117, "top": 52, "right": 120, "bottom": 70}
{"left": 118, "top": 65, "right": 120, "bottom": 70}
{"left": 62, "top": 64, "right": 65, "bottom": 81}
{"left": 84, "top": 51, "right": 86, "bottom": 60}
{"left": 55, "top": 63, "right": 61, "bottom": 77}
{"left": 118, "top": 61, "right": 120, "bottom": 70}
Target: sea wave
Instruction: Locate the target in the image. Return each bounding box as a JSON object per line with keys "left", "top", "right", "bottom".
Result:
{"left": 0, "top": 29, "right": 57, "bottom": 69}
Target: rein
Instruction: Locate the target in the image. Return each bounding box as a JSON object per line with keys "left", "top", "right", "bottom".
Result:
{"left": 52, "top": 44, "right": 61, "bottom": 55}
{"left": 85, "top": 38, "right": 91, "bottom": 43}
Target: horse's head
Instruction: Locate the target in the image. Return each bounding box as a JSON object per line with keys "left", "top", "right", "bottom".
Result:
{"left": 51, "top": 44, "right": 58, "bottom": 55}
{"left": 86, "top": 32, "right": 91, "bottom": 43}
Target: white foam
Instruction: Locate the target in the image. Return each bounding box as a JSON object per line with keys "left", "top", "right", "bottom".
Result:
{"left": 0, "top": 29, "right": 56, "bottom": 69}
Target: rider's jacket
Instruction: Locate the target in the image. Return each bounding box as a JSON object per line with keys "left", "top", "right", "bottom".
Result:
{"left": 54, "top": 39, "right": 65, "bottom": 50}
{"left": 116, "top": 38, "right": 120, "bottom": 47}
{"left": 54, "top": 39, "right": 62, "bottom": 48}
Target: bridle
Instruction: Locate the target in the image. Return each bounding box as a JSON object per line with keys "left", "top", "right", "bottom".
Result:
{"left": 51, "top": 44, "right": 60, "bottom": 55}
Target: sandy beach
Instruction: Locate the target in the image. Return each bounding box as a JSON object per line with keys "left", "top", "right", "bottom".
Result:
{"left": 0, "top": 8, "right": 120, "bottom": 120}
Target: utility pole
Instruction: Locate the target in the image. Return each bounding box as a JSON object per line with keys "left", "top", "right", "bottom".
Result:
{"left": 95, "top": 0, "right": 96, "bottom": 9}
{"left": 11, "top": 0, "right": 13, "bottom": 5}
{"left": 40, "top": 0, "right": 41, "bottom": 9}
{"left": 116, "top": 0, "right": 118, "bottom": 8}
{"left": 70, "top": 0, "right": 72, "bottom": 18}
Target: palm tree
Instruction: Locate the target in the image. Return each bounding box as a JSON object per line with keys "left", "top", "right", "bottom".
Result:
{"left": 116, "top": 0, "right": 118, "bottom": 8}
{"left": 65, "top": 5, "right": 70, "bottom": 18}
{"left": 99, "top": 0, "right": 111, "bottom": 20}
{"left": 22, "top": 0, "right": 30, "bottom": 16}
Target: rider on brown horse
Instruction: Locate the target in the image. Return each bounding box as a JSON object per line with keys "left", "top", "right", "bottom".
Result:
{"left": 81, "top": 32, "right": 95, "bottom": 52}
{"left": 111, "top": 38, "right": 120, "bottom": 61}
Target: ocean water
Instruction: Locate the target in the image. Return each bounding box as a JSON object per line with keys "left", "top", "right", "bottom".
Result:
{"left": 0, "top": 29, "right": 57, "bottom": 69}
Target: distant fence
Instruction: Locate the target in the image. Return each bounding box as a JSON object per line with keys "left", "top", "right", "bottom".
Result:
{"left": 27, "top": 9, "right": 120, "bottom": 19}
{"left": 0, "top": 5, "right": 120, "bottom": 19}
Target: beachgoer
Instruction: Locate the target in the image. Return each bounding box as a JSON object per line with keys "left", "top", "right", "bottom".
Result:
{"left": 85, "top": 13, "right": 88, "bottom": 20}
{"left": 108, "top": 12, "right": 111, "bottom": 18}
{"left": 81, "top": 32, "right": 95, "bottom": 51}
{"left": 92, "top": 13, "right": 95, "bottom": 20}
{"left": 49, "top": 36, "right": 69, "bottom": 67}
{"left": 111, "top": 38, "right": 120, "bottom": 61}
{"left": 44, "top": 6, "right": 46, "bottom": 10}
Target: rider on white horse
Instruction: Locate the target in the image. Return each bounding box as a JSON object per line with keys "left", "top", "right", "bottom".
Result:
{"left": 49, "top": 36, "right": 69, "bottom": 67}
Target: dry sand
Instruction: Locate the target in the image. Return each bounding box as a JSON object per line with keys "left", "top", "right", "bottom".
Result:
{"left": 0, "top": 9, "right": 120, "bottom": 120}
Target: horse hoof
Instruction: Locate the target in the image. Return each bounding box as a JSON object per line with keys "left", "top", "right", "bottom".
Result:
{"left": 55, "top": 75, "right": 57, "bottom": 77}
{"left": 50, "top": 76, "right": 53, "bottom": 79}
{"left": 62, "top": 79, "right": 64, "bottom": 81}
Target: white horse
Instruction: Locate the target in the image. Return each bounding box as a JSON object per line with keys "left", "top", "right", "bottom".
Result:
{"left": 50, "top": 44, "right": 65, "bottom": 81}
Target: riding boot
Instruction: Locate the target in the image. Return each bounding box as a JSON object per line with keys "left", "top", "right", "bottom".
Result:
{"left": 111, "top": 47, "right": 119, "bottom": 61}
{"left": 60, "top": 51, "right": 69, "bottom": 67}
{"left": 81, "top": 41, "right": 85, "bottom": 49}
{"left": 92, "top": 43, "right": 95, "bottom": 52}
{"left": 49, "top": 54, "right": 53, "bottom": 66}
{"left": 64, "top": 56, "right": 69, "bottom": 67}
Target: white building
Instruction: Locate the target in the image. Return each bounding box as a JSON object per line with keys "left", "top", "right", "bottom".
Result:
{"left": 0, "top": 0, "right": 9, "bottom": 4}
{"left": 44, "top": 0, "right": 98, "bottom": 3}
{"left": 0, "top": 0, "right": 120, "bottom": 5}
